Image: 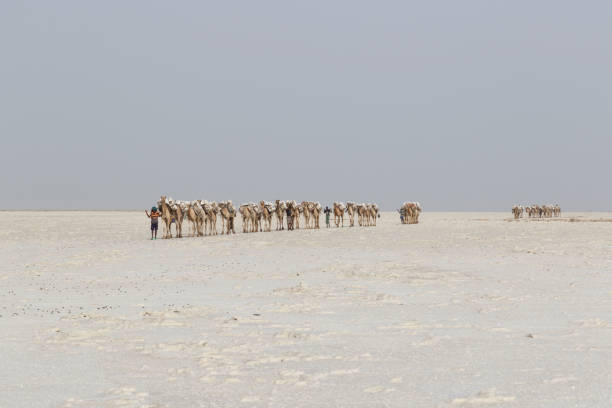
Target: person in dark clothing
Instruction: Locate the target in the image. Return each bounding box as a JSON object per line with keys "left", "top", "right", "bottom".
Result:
{"left": 324, "top": 206, "right": 332, "bottom": 228}
{"left": 286, "top": 207, "right": 294, "bottom": 230}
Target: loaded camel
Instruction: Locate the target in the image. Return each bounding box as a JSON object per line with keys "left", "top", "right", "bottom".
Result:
{"left": 218, "top": 201, "right": 236, "bottom": 234}
{"left": 158, "top": 196, "right": 184, "bottom": 238}
{"left": 275, "top": 200, "right": 286, "bottom": 230}
{"left": 346, "top": 202, "right": 356, "bottom": 227}
{"left": 333, "top": 202, "right": 345, "bottom": 227}
{"left": 260, "top": 201, "right": 275, "bottom": 232}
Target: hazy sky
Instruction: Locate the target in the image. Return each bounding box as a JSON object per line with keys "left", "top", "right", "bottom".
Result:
{"left": 2, "top": 1, "right": 610, "bottom": 211}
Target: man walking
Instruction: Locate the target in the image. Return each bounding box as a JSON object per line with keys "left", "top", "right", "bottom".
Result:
{"left": 324, "top": 206, "right": 332, "bottom": 228}
{"left": 286, "top": 206, "right": 294, "bottom": 230}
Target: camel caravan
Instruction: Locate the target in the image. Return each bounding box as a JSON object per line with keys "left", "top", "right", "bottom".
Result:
{"left": 511, "top": 204, "right": 561, "bottom": 220}
{"left": 398, "top": 202, "right": 422, "bottom": 224}
{"left": 154, "top": 196, "right": 383, "bottom": 238}
{"left": 335, "top": 202, "right": 379, "bottom": 227}
{"left": 239, "top": 200, "right": 322, "bottom": 233}
{"left": 157, "top": 196, "right": 236, "bottom": 239}
{"left": 157, "top": 196, "right": 329, "bottom": 238}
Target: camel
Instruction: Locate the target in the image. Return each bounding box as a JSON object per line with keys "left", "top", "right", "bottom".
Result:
{"left": 199, "top": 200, "right": 217, "bottom": 235}
{"left": 369, "top": 203, "right": 379, "bottom": 226}
{"left": 179, "top": 201, "right": 189, "bottom": 234}
{"left": 345, "top": 202, "right": 356, "bottom": 227}
{"left": 249, "top": 202, "right": 262, "bottom": 232}
{"left": 186, "top": 202, "right": 199, "bottom": 236}
{"left": 291, "top": 201, "right": 301, "bottom": 230}
{"left": 199, "top": 200, "right": 209, "bottom": 234}
{"left": 554, "top": 204, "right": 561, "bottom": 217}
{"left": 301, "top": 201, "right": 312, "bottom": 229}
{"left": 414, "top": 202, "right": 422, "bottom": 223}
{"left": 186, "top": 201, "right": 205, "bottom": 236}
{"left": 218, "top": 201, "right": 236, "bottom": 234}
{"left": 260, "top": 201, "right": 275, "bottom": 232}
{"left": 355, "top": 203, "right": 365, "bottom": 226}
{"left": 174, "top": 200, "right": 187, "bottom": 237}
{"left": 193, "top": 201, "right": 207, "bottom": 236}
{"left": 275, "top": 200, "right": 287, "bottom": 231}
{"left": 158, "top": 196, "right": 184, "bottom": 238}
{"left": 364, "top": 204, "right": 373, "bottom": 226}
{"left": 361, "top": 204, "right": 369, "bottom": 226}
{"left": 333, "top": 202, "right": 345, "bottom": 227}
{"left": 159, "top": 196, "right": 173, "bottom": 238}
{"left": 312, "top": 202, "right": 321, "bottom": 229}
{"left": 209, "top": 202, "right": 219, "bottom": 234}
{"left": 512, "top": 205, "right": 521, "bottom": 220}
{"left": 285, "top": 201, "right": 298, "bottom": 230}
{"left": 239, "top": 204, "right": 252, "bottom": 233}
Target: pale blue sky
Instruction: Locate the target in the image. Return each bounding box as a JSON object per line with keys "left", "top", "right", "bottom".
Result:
{"left": 2, "top": 1, "right": 610, "bottom": 210}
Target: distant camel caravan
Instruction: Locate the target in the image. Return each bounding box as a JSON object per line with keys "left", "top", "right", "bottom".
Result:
{"left": 512, "top": 204, "right": 561, "bottom": 219}
{"left": 399, "top": 202, "right": 422, "bottom": 224}
{"left": 156, "top": 196, "right": 380, "bottom": 238}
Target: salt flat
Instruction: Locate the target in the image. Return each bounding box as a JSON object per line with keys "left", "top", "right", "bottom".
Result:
{"left": 1, "top": 211, "right": 612, "bottom": 407}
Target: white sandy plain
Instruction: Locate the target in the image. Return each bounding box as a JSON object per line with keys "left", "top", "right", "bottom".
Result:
{"left": 1, "top": 211, "right": 612, "bottom": 407}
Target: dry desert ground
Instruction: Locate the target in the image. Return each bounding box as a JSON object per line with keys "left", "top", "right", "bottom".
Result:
{"left": 1, "top": 211, "right": 612, "bottom": 407}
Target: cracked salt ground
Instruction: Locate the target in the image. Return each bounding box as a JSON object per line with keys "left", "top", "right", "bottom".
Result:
{"left": 1, "top": 211, "right": 612, "bottom": 407}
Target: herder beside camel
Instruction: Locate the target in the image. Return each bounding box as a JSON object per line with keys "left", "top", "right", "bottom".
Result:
{"left": 145, "top": 206, "right": 161, "bottom": 240}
